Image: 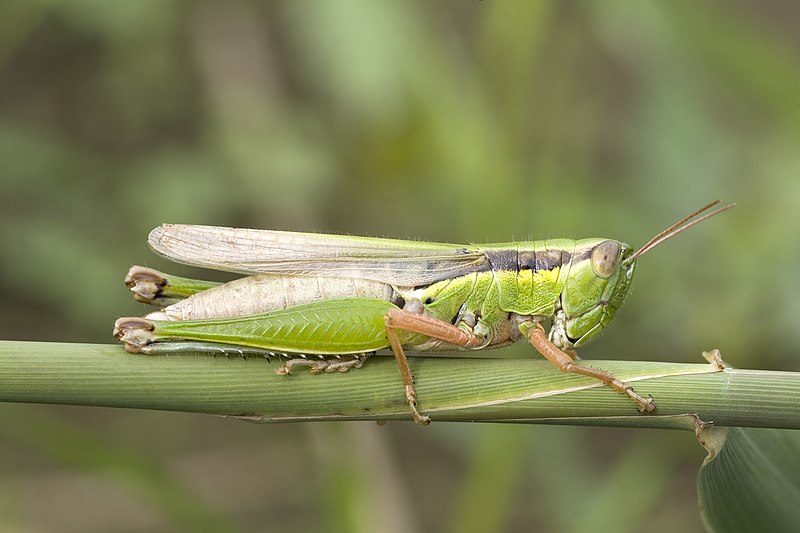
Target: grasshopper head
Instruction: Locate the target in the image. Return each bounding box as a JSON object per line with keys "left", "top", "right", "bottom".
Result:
{"left": 556, "top": 239, "right": 636, "bottom": 349}
{"left": 554, "top": 200, "right": 735, "bottom": 349}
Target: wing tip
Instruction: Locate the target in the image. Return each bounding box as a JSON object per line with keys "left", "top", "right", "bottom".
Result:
{"left": 147, "top": 224, "right": 184, "bottom": 254}
{"left": 147, "top": 224, "right": 166, "bottom": 250}
{"left": 146, "top": 223, "right": 219, "bottom": 260}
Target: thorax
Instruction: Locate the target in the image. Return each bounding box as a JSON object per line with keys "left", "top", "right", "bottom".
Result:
{"left": 400, "top": 241, "right": 574, "bottom": 350}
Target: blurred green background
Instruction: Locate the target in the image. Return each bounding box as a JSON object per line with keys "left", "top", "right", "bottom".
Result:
{"left": 0, "top": 1, "right": 798, "bottom": 531}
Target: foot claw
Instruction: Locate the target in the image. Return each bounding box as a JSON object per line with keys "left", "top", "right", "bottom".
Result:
{"left": 414, "top": 412, "right": 431, "bottom": 425}
{"left": 638, "top": 395, "right": 656, "bottom": 413}
{"left": 409, "top": 400, "right": 431, "bottom": 425}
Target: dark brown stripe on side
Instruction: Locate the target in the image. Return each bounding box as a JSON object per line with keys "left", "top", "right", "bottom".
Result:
{"left": 569, "top": 248, "right": 591, "bottom": 263}
{"left": 486, "top": 247, "right": 571, "bottom": 273}
{"left": 484, "top": 249, "right": 518, "bottom": 272}
{"left": 539, "top": 249, "right": 568, "bottom": 271}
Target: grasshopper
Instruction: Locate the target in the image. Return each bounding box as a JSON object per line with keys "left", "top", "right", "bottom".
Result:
{"left": 114, "top": 200, "right": 733, "bottom": 424}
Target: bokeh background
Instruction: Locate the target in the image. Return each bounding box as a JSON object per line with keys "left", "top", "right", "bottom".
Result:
{"left": 1, "top": 1, "right": 798, "bottom": 531}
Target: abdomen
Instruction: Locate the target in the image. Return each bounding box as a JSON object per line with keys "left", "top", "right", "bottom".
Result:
{"left": 148, "top": 274, "right": 397, "bottom": 321}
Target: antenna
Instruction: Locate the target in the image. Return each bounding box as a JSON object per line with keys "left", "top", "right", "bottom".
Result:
{"left": 630, "top": 200, "right": 736, "bottom": 260}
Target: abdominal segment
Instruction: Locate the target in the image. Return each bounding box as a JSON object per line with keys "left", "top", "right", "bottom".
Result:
{"left": 147, "top": 274, "right": 398, "bottom": 321}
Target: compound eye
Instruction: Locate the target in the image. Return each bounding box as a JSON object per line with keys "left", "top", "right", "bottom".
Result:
{"left": 591, "top": 240, "right": 620, "bottom": 278}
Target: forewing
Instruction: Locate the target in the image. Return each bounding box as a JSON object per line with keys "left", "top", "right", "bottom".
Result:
{"left": 148, "top": 224, "right": 488, "bottom": 286}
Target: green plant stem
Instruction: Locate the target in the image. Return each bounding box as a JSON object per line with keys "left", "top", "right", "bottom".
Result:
{"left": 0, "top": 340, "right": 797, "bottom": 430}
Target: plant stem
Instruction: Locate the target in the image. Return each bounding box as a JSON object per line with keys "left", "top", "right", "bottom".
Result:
{"left": 0, "top": 340, "right": 797, "bottom": 430}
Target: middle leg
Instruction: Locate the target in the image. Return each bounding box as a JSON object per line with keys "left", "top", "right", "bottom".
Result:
{"left": 384, "top": 309, "right": 483, "bottom": 425}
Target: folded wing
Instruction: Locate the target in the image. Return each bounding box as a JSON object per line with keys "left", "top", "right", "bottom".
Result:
{"left": 148, "top": 224, "right": 489, "bottom": 287}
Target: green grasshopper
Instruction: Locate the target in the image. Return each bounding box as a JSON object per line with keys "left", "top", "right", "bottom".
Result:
{"left": 114, "top": 200, "right": 733, "bottom": 424}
